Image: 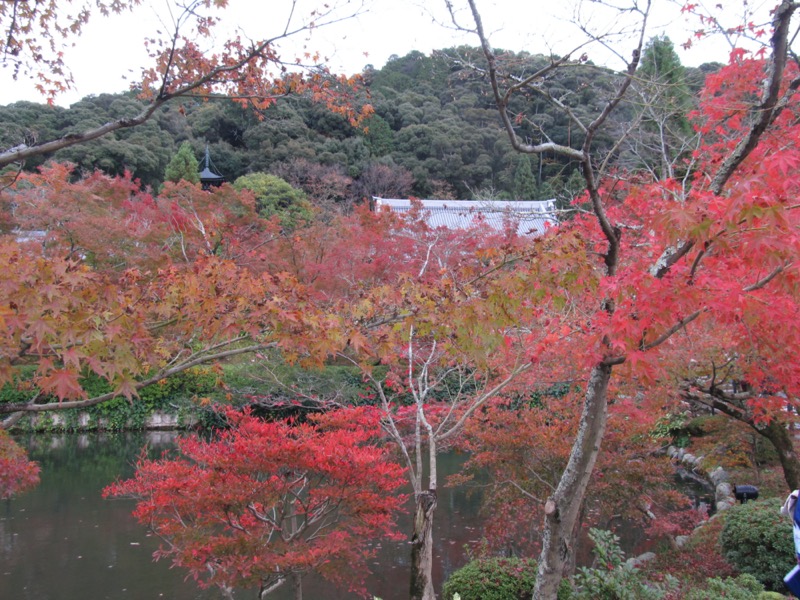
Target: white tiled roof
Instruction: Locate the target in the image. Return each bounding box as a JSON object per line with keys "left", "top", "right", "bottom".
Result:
{"left": 373, "top": 198, "right": 557, "bottom": 236}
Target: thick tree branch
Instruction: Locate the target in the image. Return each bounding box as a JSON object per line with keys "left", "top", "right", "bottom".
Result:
{"left": 464, "top": 0, "right": 586, "bottom": 162}
{"left": 0, "top": 342, "right": 275, "bottom": 414}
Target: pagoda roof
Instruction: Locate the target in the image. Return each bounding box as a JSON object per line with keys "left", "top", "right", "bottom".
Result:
{"left": 199, "top": 167, "right": 224, "bottom": 181}
{"left": 198, "top": 145, "right": 225, "bottom": 185}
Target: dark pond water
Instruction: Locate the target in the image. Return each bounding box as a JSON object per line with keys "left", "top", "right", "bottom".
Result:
{"left": 0, "top": 432, "right": 486, "bottom": 600}
{"left": 1, "top": 432, "right": 669, "bottom": 599}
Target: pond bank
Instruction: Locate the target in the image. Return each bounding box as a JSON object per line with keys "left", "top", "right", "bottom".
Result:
{"left": 18, "top": 408, "right": 201, "bottom": 432}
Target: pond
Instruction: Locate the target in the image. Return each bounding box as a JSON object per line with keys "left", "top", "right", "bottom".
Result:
{"left": 0, "top": 432, "right": 486, "bottom": 600}
{"left": 1, "top": 432, "right": 670, "bottom": 599}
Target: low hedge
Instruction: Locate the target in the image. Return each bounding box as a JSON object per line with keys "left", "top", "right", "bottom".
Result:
{"left": 442, "top": 557, "right": 537, "bottom": 600}
{"left": 720, "top": 497, "right": 794, "bottom": 591}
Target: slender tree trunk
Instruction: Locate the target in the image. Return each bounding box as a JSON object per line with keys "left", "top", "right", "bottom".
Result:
{"left": 292, "top": 572, "right": 303, "bottom": 600}
{"left": 533, "top": 363, "right": 612, "bottom": 600}
{"left": 410, "top": 489, "right": 437, "bottom": 600}
{"left": 756, "top": 419, "right": 800, "bottom": 490}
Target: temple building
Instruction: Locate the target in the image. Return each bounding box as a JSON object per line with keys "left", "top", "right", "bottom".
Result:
{"left": 372, "top": 197, "right": 557, "bottom": 236}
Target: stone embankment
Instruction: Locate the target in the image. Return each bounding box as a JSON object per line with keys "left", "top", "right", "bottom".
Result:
{"left": 26, "top": 410, "right": 199, "bottom": 431}
{"left": 666, "top": 445, "right": 737, "bottom": 515}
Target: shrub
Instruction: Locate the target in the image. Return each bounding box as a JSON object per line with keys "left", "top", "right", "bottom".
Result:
{"left": 137, "top": 367, "right": 218, "bottom": 406}
{"left": 569, "top": 529, "right": 676, "bottom": 600}
{"left": 720, "top": 498, "right": 794, "bottom": 590}
{"left": 650, "top": 412, "right": 690, "bottom": 448}
{"left": 222, "top": 359, "right": 371, "bottom": 405}
{"left": 442, "top": 556, "right": 537, "bottom": 600}
{"left": 682, "top": 574, "right": 764, "bottom": 599}
{"left": 232, "top": 172, "right": 313, "bottom": 229}
{"left": 8, "top": 367, "right": 219, "bottom": 432}
{"left": 0, "top": 365, "right": 38, "bottom": 404}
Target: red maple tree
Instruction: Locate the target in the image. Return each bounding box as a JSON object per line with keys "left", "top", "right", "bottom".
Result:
{"left": 454, "top": 391, "right": 697, "bottom": 556}
{"left": 104, "top": 406, "right": 407, "bottom": 599}
{"left": 449, "top": 1, "right": 800, "bottom": 597}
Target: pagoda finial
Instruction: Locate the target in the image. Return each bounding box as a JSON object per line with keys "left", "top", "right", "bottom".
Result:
{"left": 198, "top": 143, "right": 225, "bottom": 190}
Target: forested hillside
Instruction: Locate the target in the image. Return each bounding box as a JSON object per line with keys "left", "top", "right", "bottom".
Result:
{"left": 0, "top": 42, "right": 718, "bottom": 207}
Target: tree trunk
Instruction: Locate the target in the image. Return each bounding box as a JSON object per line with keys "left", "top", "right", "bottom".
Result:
{"left": 533, "top": 363, "right": 612, "bottom": 600}
{"left": 410, "top": 489, "right": 437, "bottom": 600}
{"left": 757, "top": 419, "right": 800, "bottom": 490}
{"left": 292, "top": 572, "right": 303, "bottom": 600}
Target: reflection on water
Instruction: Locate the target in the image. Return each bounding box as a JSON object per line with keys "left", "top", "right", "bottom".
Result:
{"left": 0, "top": 433, "right": 483, "bottom": 600}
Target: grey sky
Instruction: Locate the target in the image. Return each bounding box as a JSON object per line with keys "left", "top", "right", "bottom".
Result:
{"left": 0, "top": 0, "right": 772, "bottom": 107}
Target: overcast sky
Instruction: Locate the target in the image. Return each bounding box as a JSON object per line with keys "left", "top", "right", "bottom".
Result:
{"left": 0, "top": 0, "right": 775, "bottom": 107}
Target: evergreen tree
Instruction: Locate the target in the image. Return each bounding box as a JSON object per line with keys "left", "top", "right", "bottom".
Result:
{"left": 639, "top": 35, "right": 692, "bottom": 132}
{"left": 512, "top": 154, "right": 537, "bottom": 200}
{"left": 232, "top": 172, "right": 313, "bottom": 230}
{"left": 537, "top": 180, "right": 556, "bottom": 202}
{"left": 363, "top": 114, "right": 394, "bottom": 157}
{"left": 633, "top": 36, "right": 695, "bottom": 179}
{"left": 164, "top": 141, "right": 200, "bottom": 184}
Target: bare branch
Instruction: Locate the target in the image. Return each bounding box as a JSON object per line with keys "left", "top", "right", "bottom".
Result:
{"left": 0, "top": 0, "right": 366, "bottom": 168}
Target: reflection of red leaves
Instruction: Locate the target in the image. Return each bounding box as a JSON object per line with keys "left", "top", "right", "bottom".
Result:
{"left": 0, "top": 431, "right": 39, "bottom": 499}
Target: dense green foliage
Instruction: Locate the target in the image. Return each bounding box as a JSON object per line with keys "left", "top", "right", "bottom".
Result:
{"left": 221, "top": 359, "right": 371, "bottom": 402}
{"left": 442, "top": 557, "right": 538, "bottom": 600}
{"left": 682, "top": 574, "right": 765, "bottom": 600}
{"left": 720, "top": 498, "right": 795, "bottom": 590}
{"left": 164, "top": 141, "right": 200, "bottom": 184}
{"left": 232, "top": 172, "right": 313, "bottom": 228}
{"left": 624, "top": 35, "right": 697, "bottom": 179}
{"left": 2, "top": 367, "right": 218, "bottom": 431}
{"left": 512, "top": 155, "right": 538, "bottom": 200}
{"left": 0, "top": 44, "right": 715, "bottom": 200}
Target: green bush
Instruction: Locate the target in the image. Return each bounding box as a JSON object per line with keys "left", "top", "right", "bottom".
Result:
{"left": 232, "top": 172, "right": 313, "bottom": 229}
{"left": 222, "top": 359, "right": 373, "bottom": 405}
{"left": 0, "top": 365, "right": 38, "bottom": 404}
{"left": 683, "top": 574, "right": 764, "bottom": 599}
{"left": 442, "top": 557, "right": 537, "bottom": 600}
{"left": 650, "top": 412, "right": 690, "bottom": 448}
{"left": 137, "top": 368, "right": 218, "bottom": 406}
{"left": 720, "top": 498, "right": 795, "bottom": 591}
{"left": 85, "top": 367, "right": 217, "bottom": 430}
